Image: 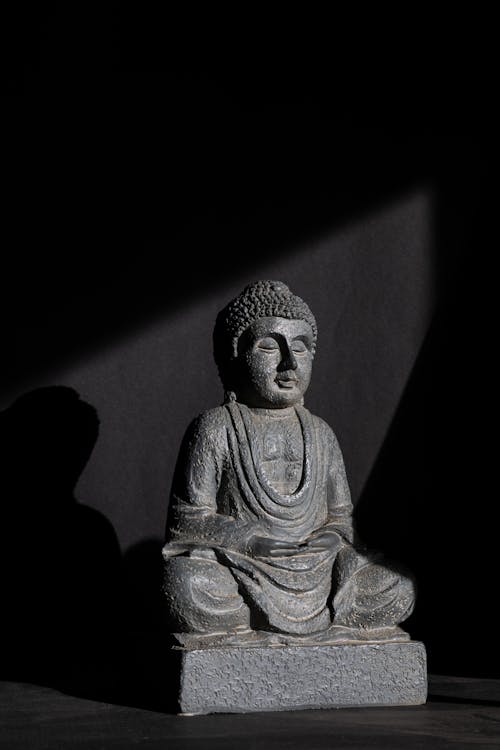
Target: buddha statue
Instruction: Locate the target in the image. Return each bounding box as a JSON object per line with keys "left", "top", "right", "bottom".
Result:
{"left": 162, "top": 280, "right": 415, "bottom": 648}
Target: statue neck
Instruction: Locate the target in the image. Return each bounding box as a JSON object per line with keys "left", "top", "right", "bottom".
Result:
{"left": 246, "top": 405, "right": 297, "bottom": 420}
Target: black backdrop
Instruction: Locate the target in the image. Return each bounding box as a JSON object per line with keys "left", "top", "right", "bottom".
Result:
{"left": 1, "top": 5, "right": 496, "bottom": 705}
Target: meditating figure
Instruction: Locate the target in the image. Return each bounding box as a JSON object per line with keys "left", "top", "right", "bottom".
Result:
{"left": 162, "top": 281, "right": 415, "bottom": 647}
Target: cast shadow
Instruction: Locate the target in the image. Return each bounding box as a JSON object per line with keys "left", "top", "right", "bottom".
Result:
{"left": 354, "top": 300, "right": 498, "bottom": 678}
{"left": 120, "top": 538, "right": 181, "bottom": 712}
{"left": 427, "top": 695, "right": 500, "bottom": 708}
{"left": 0, "top": 386, "right": 126, "bottom": 701}
{"left": 0, "top": 387, "right": 191, "bottom": 712}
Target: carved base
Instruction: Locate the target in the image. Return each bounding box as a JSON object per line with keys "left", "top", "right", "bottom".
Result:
{"left": 174, "top": 640, "right": 427, "bottom": 714}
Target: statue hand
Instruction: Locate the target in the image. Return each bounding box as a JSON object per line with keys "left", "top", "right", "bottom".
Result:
{"left": 248, "top": 535, "right": 305, "bottom": 559}
{"left": 306, "top": 528, "right": 343, "bottom": 553}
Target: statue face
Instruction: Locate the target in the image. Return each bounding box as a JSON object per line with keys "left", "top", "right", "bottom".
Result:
{"left": 235, "top": 316, "right": 314, "bottom": 408}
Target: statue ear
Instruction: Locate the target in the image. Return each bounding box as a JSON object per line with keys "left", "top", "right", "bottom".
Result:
{"left": 299, "top": 397, "right": 305, "bottom": 405}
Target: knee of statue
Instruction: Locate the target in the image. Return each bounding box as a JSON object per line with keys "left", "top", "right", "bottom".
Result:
{"left": 163, "top": 548, "right": 251, "bottom": 635}
{"left": 331, "top": 547, "right": 417, "bottom": 630}
{"left": 162, "top": 281, "right": 418, "bottom": 647}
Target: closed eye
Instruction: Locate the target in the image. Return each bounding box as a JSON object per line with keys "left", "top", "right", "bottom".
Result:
{"left": 257, "top": 337, "right": 280, "bottom": 351}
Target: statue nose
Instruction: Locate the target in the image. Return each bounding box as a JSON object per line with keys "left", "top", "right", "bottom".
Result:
{"left": 281, "top": 348, "right": 298, "bottom": 370}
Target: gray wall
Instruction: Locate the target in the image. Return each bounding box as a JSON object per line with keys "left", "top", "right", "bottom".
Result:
{"left": 3, "top": 6, "right": 493, "bottom": 679}
{"left": 2, "top": 190, "right": 434, "bottom": 555}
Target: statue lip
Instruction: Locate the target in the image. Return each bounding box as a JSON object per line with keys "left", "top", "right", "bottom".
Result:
{"left": 275, "top": 375, "right": 298, "bottom": 388}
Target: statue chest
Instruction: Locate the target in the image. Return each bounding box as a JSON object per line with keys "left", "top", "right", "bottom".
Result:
{"left": 249, "top": 414, "right": 304, "bottom": 495}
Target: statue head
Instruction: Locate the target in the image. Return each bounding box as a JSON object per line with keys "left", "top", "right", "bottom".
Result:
{"left": 213, "top": 280, "right": 317, "bottom": 408}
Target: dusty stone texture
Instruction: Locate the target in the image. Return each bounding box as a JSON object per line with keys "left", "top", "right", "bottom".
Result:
{"left": 177, "top": 641, "right": 427, "bottom": 714}
{"left": 162, "top": 281, "right": 426, "bottom": 714}
{"left": 163, "top": 282, "right": 416, "bottom": 644}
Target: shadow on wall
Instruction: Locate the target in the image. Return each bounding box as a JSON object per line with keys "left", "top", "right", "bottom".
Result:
{"left": 0, "top": 386, "right": 125, "bottom": 698}
{"left": 0, "top": 386, "right": 180, "bottom": 710}
{"left": 353, "top": 170, "right": 497, "bottom": 679}
{"left": 355, "top": 300, "right": 498, "bottom": 679}
{"left": 121, "top": 538, "right": 182, "bottom": 710}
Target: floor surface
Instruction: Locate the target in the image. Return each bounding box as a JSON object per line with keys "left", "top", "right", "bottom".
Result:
{"left": 1, "top": 675, "right": 499, "bottom": 749}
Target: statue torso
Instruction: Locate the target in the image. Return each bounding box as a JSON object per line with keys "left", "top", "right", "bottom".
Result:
{"left": 248, "top": 407, "right": 304, "bottom": 495}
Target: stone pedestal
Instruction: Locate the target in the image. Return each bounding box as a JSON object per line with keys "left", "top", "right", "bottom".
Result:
{"left": 175, "top": 641, "right": 427, "bottom": 715}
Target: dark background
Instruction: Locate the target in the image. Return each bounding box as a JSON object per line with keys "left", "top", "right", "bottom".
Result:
{"left": 1, "top": 3, "right": 496, "bottom": 709}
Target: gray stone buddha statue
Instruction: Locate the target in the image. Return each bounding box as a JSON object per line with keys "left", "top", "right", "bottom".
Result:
{"left": 162, "top": 280, "right": 415, "bottom": 649}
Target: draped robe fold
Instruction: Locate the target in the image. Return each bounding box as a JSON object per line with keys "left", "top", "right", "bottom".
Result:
{"left": 163, "top": 402, "right": 356, "bottom": 635}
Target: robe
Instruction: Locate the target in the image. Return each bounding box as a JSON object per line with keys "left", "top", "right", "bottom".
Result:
{"left": 163, "top": 402, "right": 414, "bottom": 637}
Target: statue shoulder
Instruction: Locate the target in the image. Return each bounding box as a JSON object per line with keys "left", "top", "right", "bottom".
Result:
{"left": 305, "top": 411, "right": 343, "bottom": 452}
{"left": 184, "top": 405, "right": 229, "bottom": 446}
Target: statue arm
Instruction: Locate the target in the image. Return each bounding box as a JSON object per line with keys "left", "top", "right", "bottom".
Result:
{"left": 323, "top": 424, "right": 355, "bottom": 544}
{"left": 165, "top": 410, "right": 256, "bottom": 552}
